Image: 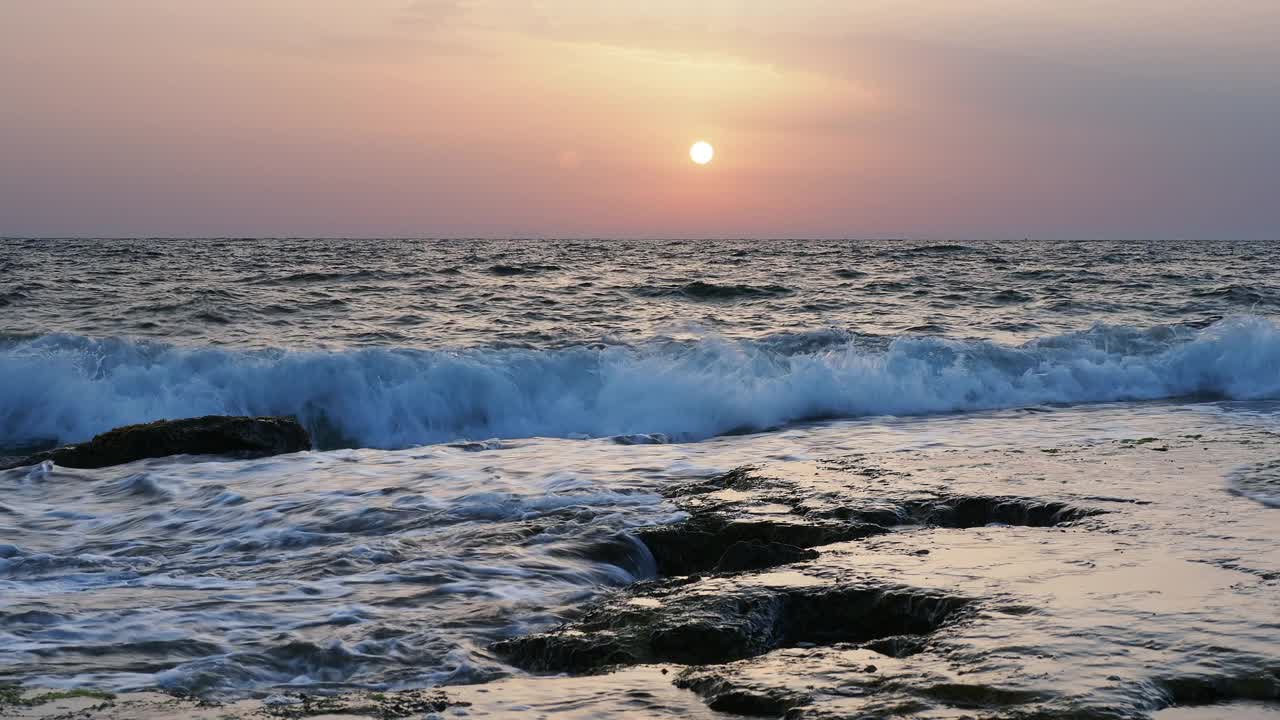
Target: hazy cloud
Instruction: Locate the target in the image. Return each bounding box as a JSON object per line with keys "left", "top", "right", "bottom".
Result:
{"left": 0, "top": 1, "right": 1275, "bottom": 237}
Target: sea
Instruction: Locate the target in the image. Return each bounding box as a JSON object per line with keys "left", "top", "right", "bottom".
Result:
{"left": 1, "top": 238, "right": 1277, "bottom": 716}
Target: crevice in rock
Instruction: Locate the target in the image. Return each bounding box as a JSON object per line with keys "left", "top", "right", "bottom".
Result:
{"left": 912, "top": 681, "right": 1051, "bottom": 709}
{"left": 900, "top": 495, "right": 1104, "bottom": 528}
{"left": 636, "top": 515, "right": 885, "bottom": 576}
{"left": 636, "top": 470, "right": 1102, "bottom": 577}
{"left": 714, "top": 540, "right": 818, "bottom": 573}
{"left": 634, "top": 486, "right": 1095, "bottom": 576}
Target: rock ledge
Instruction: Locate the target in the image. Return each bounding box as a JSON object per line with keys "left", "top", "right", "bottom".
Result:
{"left": 1, "top": 416, "right": 311, "bottom": 470}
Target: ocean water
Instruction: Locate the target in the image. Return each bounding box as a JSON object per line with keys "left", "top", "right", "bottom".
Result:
{"left": 1, "top": 238, "right": 1278, "bottom": 713}
{"left": 2, "top": 238, "right": 1279, "bottom": 451}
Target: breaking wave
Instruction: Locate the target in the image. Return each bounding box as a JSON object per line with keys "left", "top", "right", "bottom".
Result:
{"left": 2, "top": 316, "right": 1279, "bottom": 450}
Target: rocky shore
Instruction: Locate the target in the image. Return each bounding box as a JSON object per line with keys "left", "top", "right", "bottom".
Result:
{"left": 487, "top": 435, "right": 1278, "bottom": 718}
{"left": 2, "top": 426, "right": 1278, "bottom": 719}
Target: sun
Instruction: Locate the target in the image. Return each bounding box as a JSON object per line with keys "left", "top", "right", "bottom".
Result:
{"left": 690, "top": 141, "right": 714, "bottom": 165}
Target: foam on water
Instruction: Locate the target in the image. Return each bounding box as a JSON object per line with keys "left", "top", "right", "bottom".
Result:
{"left": 2, "top": 316, "right": 1279, "bottom": 450}
{"left": 1228, "top": 459, "right": 1280, "bottom": 508}
{"left": 1, "top": 401, "right": 1276, "bottom": 701}
{"left": 0, "top": 443, "right": 682, "bottom": 696}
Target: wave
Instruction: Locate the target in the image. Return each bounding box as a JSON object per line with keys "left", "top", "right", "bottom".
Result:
{"left": 249, "top": 269, "right": 428, "bottom": 285}
{"left": 2, "top": 317, "right": 1279, "bottom": 451}
{"left": 879, "top": 243, "right": 978, "bottom": 258}
{"left": 488, "top": 264, "right": 561, "bottom": 276}
{"left": 913, "top": 243, "right": 974, "bottom": 252}
{"left": 1192, "top": 285, "right": 1278, "bottom": 307}
{"left": 990, "top": 289, "right": 1034, "bottom": 304}
{"left": 634, "top": 281, "right": 793, "bottom": 301}
{"left": 832, "top": 269, "right": 868, "bottom": 280}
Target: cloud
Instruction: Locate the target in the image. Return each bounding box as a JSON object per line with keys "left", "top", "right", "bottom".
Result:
{"left": 399, "top": 0, "right": 472, "bottom": 27}
{"left": 2, "top": 0, "right": 1276, "bottom": 237}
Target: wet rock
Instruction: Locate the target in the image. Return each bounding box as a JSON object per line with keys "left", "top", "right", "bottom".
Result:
{"left": 493, "top": 465, "right": 1108, "bottom": 717}
{"left": 902, "top": 495, "right": 1103, "bottom": 528}
{"left": 496, "top": 584, "right": 787, "bottom": 672}
{"left": 1155, "top": 668, "right": 1280, "bottom": 706}
{"left": 714, "top": 540, "right": 819, "bottom": 573}
{"left": 676, "top": 674, "right": 812, "bottom": 717}
{"left": 915, "top": 682, "right": 1051, "bottom": 709}
{"left": 674, "top": 645, "right": 1083, "bottom": 719}
{"left": 0, "top": 416, "right": 311, "bottom": 470}
{"left": 634, "top": 467, "right": 1101, "bottom": 578}
{"left": 259, "top": 689, "right": 459, "bottom": 718}
{"left": 494, "top": 577, "right": 972, "bottom": 674}
{"left": 860, "top": 634, "right": 931, "bottom": 658}
{"left": 665, "top": 467, "right": 1101, "bottom": 529}
{"left": 637, "top": 515, "right": 886, "bottom": 576}
{"left": 661, "top": 466, "right": 768, "bottom": 497}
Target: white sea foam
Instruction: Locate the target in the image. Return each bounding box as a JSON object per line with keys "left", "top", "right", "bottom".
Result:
{"left": 2, "top": 316, "right": 1279, "bottom": 450}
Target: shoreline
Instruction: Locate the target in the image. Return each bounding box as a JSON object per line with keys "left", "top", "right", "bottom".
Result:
{"left": 2, "top": 412, "right": 1278, "bottom": 718}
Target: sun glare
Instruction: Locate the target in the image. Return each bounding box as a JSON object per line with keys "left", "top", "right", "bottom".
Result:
{"left": 690, "top": 141, "right": 714, "bottom": 165}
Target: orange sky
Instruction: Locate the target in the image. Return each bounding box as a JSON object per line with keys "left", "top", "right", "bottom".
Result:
{"left": 1, "top": 1, "right": 1277, "bottom": 238}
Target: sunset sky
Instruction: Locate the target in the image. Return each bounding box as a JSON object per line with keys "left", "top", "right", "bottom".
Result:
{"left": 1, "top": 1, "right": 1277, "bottom": 239}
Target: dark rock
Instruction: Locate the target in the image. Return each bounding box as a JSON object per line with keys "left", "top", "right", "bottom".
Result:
{"left": 0, "top": 416, "right": 311, "bottom": 470}
{"left": 637, "top": 515, "right": 886, "bottom": 576}
{"left": 493, "top": 465, "right": 1101, "bottom": 716}
{"left": 493, "top": 577, "right": 972, "bottom": 674}
{"left": 633, "top": 468, "right": 1099, "bottom": 578}
{"left": 1154, "top": 668, "right": 1280, "bottom": 706}
{"left": 916, "top": 682, "right": 1050, "bottom": 708}
{"left": 902, "top": 495, "right": 1102, "bottom": 528}
{"left": 706, "top": 687, "right": 809, "bottom": 716}
{"left": 259, "top": 689, "right": 459, "bottom": 719}
{"left": 495, "top": 584, "right": 788, "bottom": 673}
{"left": 649, "top": 592, "right": 788, "bottom": 666}
{"left": 661, "top": 466, "right": 767, "bottom": 497}
{"left": 714, "top": 540, "right": 818, "bottom": 573}
{"left": 776, "top": 584, "right": 971, "bottom": 647}
{"left": 675, "top": 668, "right": 814, "bottom": 716}
{"left": 655, "top": 468, "right": 1101, "bottom": 540}
{"left": 861, "top": 634, "right": 931, "bottom": 658}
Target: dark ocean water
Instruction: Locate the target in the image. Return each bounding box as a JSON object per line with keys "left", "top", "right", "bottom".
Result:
{"left": 2, "top": 238, "right": 1277, "bottom": 349}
